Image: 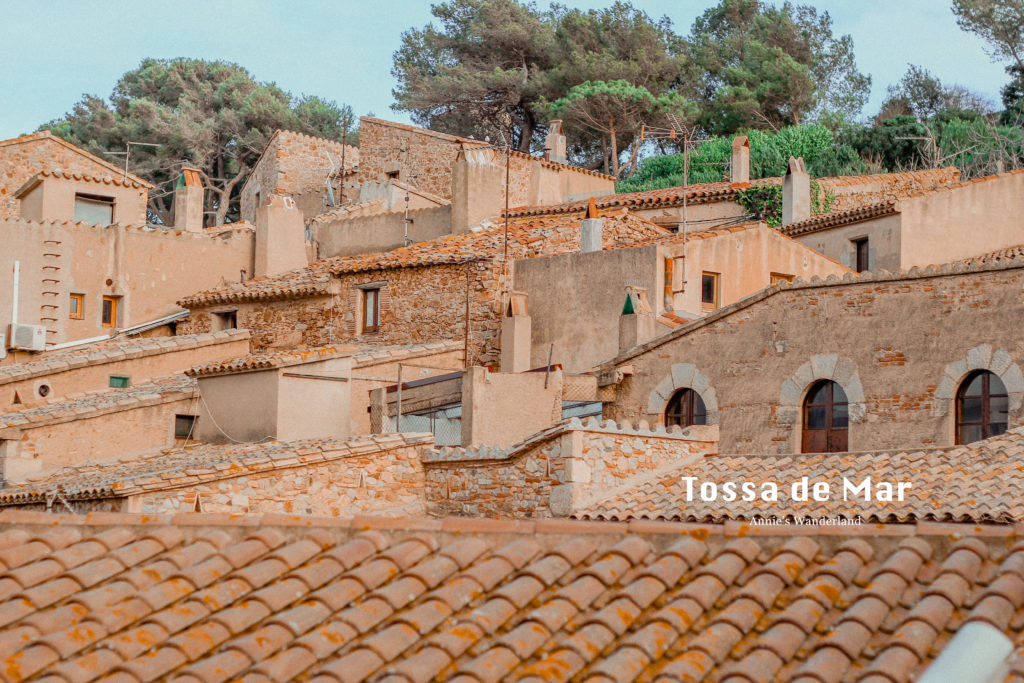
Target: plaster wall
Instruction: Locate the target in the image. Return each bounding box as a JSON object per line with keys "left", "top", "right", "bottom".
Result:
{"left": 606, "top": 265, "right": 1024, "bottom": 454}
{"left": 461, "top": 367, "right": 563, "bottom": 447}
{"left": 275, "top": 357, "right": 353, "bottom": 441}
{"left": 18, "top": 176, "right": 147, "bottom": 225}
{"left": 792, "top": 214, "right": 903, "bottom": 273}
{"left": 195, "top": 372, "right": 278, "bottom": 443}
{"left": 0, "top": 396, "right": 195, "bottom": 484}
{"left": 314, "top": 205, "right": 452, "bottom": 258}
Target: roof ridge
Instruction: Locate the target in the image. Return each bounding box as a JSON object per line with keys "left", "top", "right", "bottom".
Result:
{"left": 0, "top": 130, "right": 152, "bottom": 187}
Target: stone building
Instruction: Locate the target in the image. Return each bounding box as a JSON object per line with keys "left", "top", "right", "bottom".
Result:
{"left": 599, "top": 253, "right": 1024, "bottom": 454}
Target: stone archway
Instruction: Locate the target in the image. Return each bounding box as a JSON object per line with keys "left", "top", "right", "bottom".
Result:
{"left": 647, "top": 363, "right": 720, "bottom": 425}
{"left": 777, "top": 354, "right": 866, "bottom": 429}
{"left": 934, "top": 344, "right": 1024, "bottom": 417}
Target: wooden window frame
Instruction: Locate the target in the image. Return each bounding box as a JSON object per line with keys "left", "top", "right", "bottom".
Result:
{"left": 69, "top": 293, "right": 84, "bottom": 320}
{"left": 174, "top": 414, "right": 197, "bottom": 439}
{"left": 701, "top": 272, "right": 720, "bottom": 311}
{"left": 770, "top": 272, "right": 794, "bottom": 285}
{"left": 852, "top": 237, "right": 870, "bottom": 273}
{"left": 956, "top": 370, "right": 1009, "bottom": 444}
{"left": 101, "top": 295, "right": 119, "bottom": 328}
{"left": 801, "top": 380, "right": 849, "bottom": 453}
{"left": 74, "top": 193, "right": 115, "bottom": 224}
{"left": 665, "top": 388, "right": 708, "bottom": 427}
{"left": 362, "top": 288, "right": 381, "bottom": 333}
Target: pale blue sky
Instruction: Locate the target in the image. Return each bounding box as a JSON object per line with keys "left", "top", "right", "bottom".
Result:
{"left": 0, "top": 0, "right": 1011, "bottom": 139}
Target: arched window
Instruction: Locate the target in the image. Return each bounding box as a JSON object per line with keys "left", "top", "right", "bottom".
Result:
{"left": 665, "top": 388, "right": 707, "bottom": 427}
{"left": 802, "top": 380, "right": 849, "bottom": 453}
{"left": 956, "top": 370, "right": 1009, "bottom": 444}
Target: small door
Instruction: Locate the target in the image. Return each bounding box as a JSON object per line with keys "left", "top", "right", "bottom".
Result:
{"left": 801, "top": 380, "right": 849, "bottom": 453}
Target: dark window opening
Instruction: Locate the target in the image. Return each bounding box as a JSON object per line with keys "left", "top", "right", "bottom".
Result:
{"left": 101, "top": 296, "right": 118, "bottom": 328}
{"left": 109, "top": 376, "right": 130, "bottom": 388}
{"left": 956, "top": 370, "right": 1009, "bottom": 444}
{"left": 69, "top": 293, "right": 84, "bottom": 319}
{"left": 853, "top": 238, "right": 870, "bottom": 272}
{"left": 701, "top": 272, "right": 719, "bottom": 309}
{"left": 175, "top": 415, "right": 197, "bottom": 439}
{"left": 665, "top": 388, "right": 708, "bottom": 427}
{"left": 802, "top": 380, "right": 849, "bottom": 453}
{"left": 213, "top": 310, "right": 237, "bottom": 331}
{"left": 363, "top": 288, "right": 380, "bottom": 333}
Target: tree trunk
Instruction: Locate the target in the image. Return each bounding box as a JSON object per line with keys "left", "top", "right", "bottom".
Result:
{"left": 602, "top": 136, "right": 609, "bottom": 175}
{"left": 609, "top": 120, "right": 620, "bottom": 177}
{"left": 625, "top": 134, "right": 641, "bottom": 176}
{"left": 518, "top": 111, "right": 534, "bottom": 153}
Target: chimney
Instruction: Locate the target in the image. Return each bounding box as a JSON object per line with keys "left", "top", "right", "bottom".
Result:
{"left": 619, "top": 286, "right": 655, "bottom": 353}
{"left": 545, "top": 120, "right": 567, "bottom": 163}
{"left": 782, "top": 156, "right": 810, "bottom": 225}
{"left": 451, "top": 147, "right": 505, "bottom": 233}
{"left": 580, "top": 197, "right": 603, "bottom": 252}
{"left": 500, "top": 292, "right": 531, "bottom": 373}
{"left": 731, "top": 136, "right": 750, "bottom": 187}
{"left": 255, "top": 195, "right": 307, "bottom": 278}
{"left": 173, "top": 166, "right": 204, "bottom": 232}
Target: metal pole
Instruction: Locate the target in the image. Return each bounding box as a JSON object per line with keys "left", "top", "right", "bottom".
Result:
{"left": 503, "top": 131, "right": 511, "bottom": 266}
{"left": 463, "top": 266, "right": 471, "bottom": 368}
{"left": 681, "top": 132, "right": 689, "bottom": 290}
{"left": 396, "top": 363, "right": 402, "bottom": 433}
{"left": 339, "top": 119, "right": 347, "bottom": 206}
{"left": 543, "top": 344, "right": 554, "bottom": 389}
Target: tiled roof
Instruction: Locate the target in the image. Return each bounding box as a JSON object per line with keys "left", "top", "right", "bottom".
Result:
{"left": 352, "top": 340, "right": 464, "bottom": 368}
{"left": 0, "top": 376, "right": 196, "bottom": 432}
{"left": 0, "top": 433, "right": 433, "bottom": 505}
{"left": 14, "top": 169, "right": 150, "bottom": 197}
{"left": 309, "top": 198, "right": 391, "bottom": 225}
{"left": 777, "top": 201, "right": 899, "bottom": 238}
{"left": 187, "top": 345, "right": 357, "bottom": 378}
{"left": 605, "top": 244, "right": 1024, "bottom": 368}
{"left": 180, "top": 211, "right": 668, "bottom": 307}
{"left": 579, "top": 427, "right": 1024, "bottom": 524}
{"left": 964, "top": 244, "right": 1024, "bottom": 265}
{"left": 0, "top": 330, "right": 250, "bottom": 387}
{"left": 0, "top": 130, "right": 152, "bottom": 187}
{"left": 507, "top": 167, "right": 959, "bottom": 219}
{"left": 1, "top": 511, "right": 1024, "bottom": 681}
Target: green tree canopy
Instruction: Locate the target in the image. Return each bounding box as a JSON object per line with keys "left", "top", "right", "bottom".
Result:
{"left": 42, "top": 58, "right": 355, "bottom": 225}
{"left": 685, "top": 0, "right": 870, "bottom": 134}
{"left": 877, "top": 65, "right": 992, "bottom": 122}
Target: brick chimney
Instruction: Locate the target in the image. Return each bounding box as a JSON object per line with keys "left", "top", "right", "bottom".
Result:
{"left": 545, "top": 120, "right": 567, "bottom": 163}
{"left": 619, "top": 286, "right": 655, "bottom": 353}
{"left": 500, "top": 292, "right": 531, "bottom": 373}
{"left": 731, "top": 136, "right": 750, "bottom": 187}
{"left": 173, "top": 166, "right": 204, "bottom": 232}
{"left": 580, "top": 197, "right": 603, "bottom": 252}
{"left": 782, "top": 156, "right": 810, "bottom": 225}
{"left": 255, "top": 195, "right": 307, "bottom": 277}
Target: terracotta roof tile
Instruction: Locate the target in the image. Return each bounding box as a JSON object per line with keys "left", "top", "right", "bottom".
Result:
{"left": 777, "top": 201, "right": 898, "bottom": 238}
{"left": 14, "top": 169, "right": 150, "bottom": 197}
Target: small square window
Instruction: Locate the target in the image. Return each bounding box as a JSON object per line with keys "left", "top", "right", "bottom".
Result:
{"left": 213, "top": 310, "right": 237, "bottom": 331}
{"left": 109, "top": 375, "right": 130, "bottom": 388}
{"left": 174, "top": 415, "right": 196, "bottom": 438}
{"left": 101, "top": 296, "right": 119, "bottom": 328}
{"left": 74, "top": 193, "right": 114, "bottom": 225}
{"left": 69, "top": 293, "right": 84, "bottom": 319}
{"left": 701, "top": 272, "right": 719, "bottom": 310}
{"left": 770, "top": 272, "right": 794, "bottom": 285}
{"left": 363, "top": 288, "right": 380, "bottom": 333}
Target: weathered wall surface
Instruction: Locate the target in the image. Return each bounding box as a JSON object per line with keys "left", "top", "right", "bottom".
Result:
{"left": 0, "top": 332, "right": 249, "bottom": 411}
{"left": 127, "top": 440, "right": 426, "bottom": 516}
{"left": 515, "top": 245, "right": 662, "bottom": 372}
{"left": 899, "top": 172, "right": 1024, "bottom": 268}
{"left": 18, "top": 175, "right": 147, "bottom": 225}
{"left": 792, "top": 214, "right": 902, "bottom": 273}
{"left": 240, "top": 131, "right": 356, "bottom": 223}
{"left": 1, "top": 218, "right": 254, "bottom": 346}
{"left": 314, "top": 205, "right": 452, "bottom": 258}
{"left": 424, "top": 419, "right": 718, "bottom": 517}
{"left": 461, "top": 367, "right": 563, "bottom": 447}
{"left": 0, "top": 134, "right": 145, "bottom": 219}
{"left": 606, "top": 263, "right": 1024, "bottom": 454}
{"left": 0, "top": 395, "right": 195, "bottom": 483}
{"left": 818, "top": 168, "right": 959, "bottom": 212}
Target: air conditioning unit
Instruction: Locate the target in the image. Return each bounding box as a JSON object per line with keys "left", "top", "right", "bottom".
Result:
{"left": 7, "top": 324, "right": 46, "bottom": 351}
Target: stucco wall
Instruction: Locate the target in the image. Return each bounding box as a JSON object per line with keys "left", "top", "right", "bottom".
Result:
{"left": 314, "top": 205, "right": 453, "bottom": 258}
{"left": 792, "top": 214, "right": 902, "bottom": 273}
{"left": 461, "top": 367, "right": 563, "bottom": 447}
{"left": 0, "top": 334, "right": 249, "bottom": 411}
{"left": 1, "top": 218, "right": 255, "bottom": 347}
{"left": 195, "top": 371, "right": 278, "bottom": 443}
{"left": 0, "top": 396, "right": 196, "bottom": 483}
{"left": 18, "top": 176, "right": 147, "bottom": 225}
{"left": 606, "top": 264, "right": 1024, "bottom": 454}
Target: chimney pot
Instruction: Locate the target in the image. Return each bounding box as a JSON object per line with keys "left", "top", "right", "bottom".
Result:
{"left": 174, "top": 166, "right": 204, "bottom": 232}
{"left": 782, "top": 156, "right": 810, "bottom": 225}
{"left": 731, "top": 136, "right": 750, "bottom": 187}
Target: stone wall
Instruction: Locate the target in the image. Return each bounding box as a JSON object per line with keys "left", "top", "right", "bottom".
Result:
{"left": 605, "top": 261, "right": 1024, "bottom": 454}
{"left": 818, "top": 168, "right": 959, "bottom": 212}
{"left": 424, "top": 418, "right": 719, "bottom": 517}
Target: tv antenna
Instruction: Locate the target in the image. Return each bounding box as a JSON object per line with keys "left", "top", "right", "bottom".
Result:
{"left": 104, "top": 141, "right": 162, "bottom": 181}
